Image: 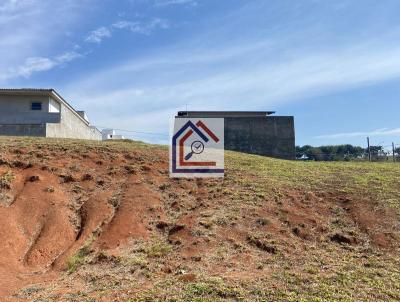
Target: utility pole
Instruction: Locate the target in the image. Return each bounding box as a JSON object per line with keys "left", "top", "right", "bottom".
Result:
{"left": 393, "top": 142, "right": 396, "bottom": 162}
{"left": 367, "top": 137, "right": 371, "bottom": 162}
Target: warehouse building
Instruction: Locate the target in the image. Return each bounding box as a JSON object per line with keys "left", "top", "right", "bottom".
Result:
{"left": 176, "top": 111, "right": 295, "bottom": 159}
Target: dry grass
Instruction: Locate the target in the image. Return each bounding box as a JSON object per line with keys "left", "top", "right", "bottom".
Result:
{"left": 0, "top": 170, "right": 14, "bottom": 189}
{"left": 0, "top": 137, "right": 399, "bottom": 302}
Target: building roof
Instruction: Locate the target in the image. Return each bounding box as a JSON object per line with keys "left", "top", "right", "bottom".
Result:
{"left": 177, "top": 111, "right": 276, "bottom": 118}
{"left": 0, "top": 88, "right": 90, "bottom": 125}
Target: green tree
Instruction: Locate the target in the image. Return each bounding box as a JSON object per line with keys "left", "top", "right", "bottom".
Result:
{"left": 296, "top": 144, "right": 366, "bottom": 161}
{"left": 394, "top": 147, "right": 400, "bottom": 159}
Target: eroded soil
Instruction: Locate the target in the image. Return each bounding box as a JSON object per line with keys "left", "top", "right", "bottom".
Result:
{"left": 0, "top": 138, "right": 399, "bottom": 301}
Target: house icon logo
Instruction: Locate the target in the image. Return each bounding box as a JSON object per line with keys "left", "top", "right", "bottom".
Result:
{"left": 170, "top": 118, "right": 224, "bottom": 178}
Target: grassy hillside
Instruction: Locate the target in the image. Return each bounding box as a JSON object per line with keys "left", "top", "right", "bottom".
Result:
{"left": 0, "top": 137, "right": 399, "bottom": 302}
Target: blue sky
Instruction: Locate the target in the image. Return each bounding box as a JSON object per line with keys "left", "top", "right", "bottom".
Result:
{"left": 1, "top": 0, "right": 400, "bottom": 149}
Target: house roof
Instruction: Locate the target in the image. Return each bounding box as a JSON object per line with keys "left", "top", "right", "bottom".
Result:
{"left": 0, "top": 88, "right": 90, "bottom": 125}
{"left": 177, "top": 111, "right": 276, "bottom": 118}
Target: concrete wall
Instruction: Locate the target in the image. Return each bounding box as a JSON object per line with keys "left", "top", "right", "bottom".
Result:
{"left": 49, "top": 98, "right": 61, "bottom": 113}
{"left": 224, "top": 116, "right": 295, "bottom": 159}
{"left": 0, "top": 124, "right": 46, "bottom": 137}
{"left": 0, "top": 95, "right": 55, "bottom": 124}
{"left": 46, "top": 103, "right": 101, "bottom": 140}
{"left": 0, "top": 112, "right": 60, "bottom": 124}
{"left": 0, "top": 95, "right": 50, "bottom": 112}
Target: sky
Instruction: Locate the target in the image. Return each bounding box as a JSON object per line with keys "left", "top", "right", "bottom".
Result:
{"left": 1, "top": 0, "right": 400, "bottom": 149}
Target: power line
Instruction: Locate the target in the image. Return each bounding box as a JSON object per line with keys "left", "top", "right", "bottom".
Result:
{"left": 95, "top": 125, "right": 169, "bottom": 137}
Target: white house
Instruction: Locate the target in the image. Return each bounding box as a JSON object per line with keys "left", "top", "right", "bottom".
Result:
{"left": 102, "top": 129, "right": 125, "bottom": 140}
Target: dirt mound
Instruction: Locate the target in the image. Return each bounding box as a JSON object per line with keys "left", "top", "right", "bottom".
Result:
{"left": 0, "top": 138, "right": 399, "bottom": 302}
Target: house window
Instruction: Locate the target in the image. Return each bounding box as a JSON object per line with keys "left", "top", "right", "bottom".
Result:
{"left": 31, "top": 102, "right": 42, "bottom": 111}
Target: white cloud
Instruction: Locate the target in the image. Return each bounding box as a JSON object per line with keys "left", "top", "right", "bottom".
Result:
{"left": 55, "top": 51, "right": 83, "bottom": 63}
{"left": 85, "top": 27, "right": 112, "bottom": 43}
{"left": 315, "top": 128, "right": 400, "bottom": 139}
{"left": 0, "top": 0, "right": 93, "bottom": 84}
{"left": 61, "top": 39, "right": 400, "bottom": 140}
{"left": 85, "top": 18, "right": 170, "bottom": 44}
{"left": 2, "top": 51, "right": 83, "bottom": 80}
{"left": 112, "top": 18, "right": 169, "bottom": 34}
{"left": 154, "top": 0, "right": 197, "bottom": 7}
{"left": 65, "top": 41, "right": 400, "bottom": 107}
{"left": 16, "top": 57, "right": 56, "bottom": 77}
{"left": 0, "top": 0, "right": 35, "bottom": 13}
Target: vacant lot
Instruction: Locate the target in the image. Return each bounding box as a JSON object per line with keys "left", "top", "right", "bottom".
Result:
{"left": 0, "top": 137, "right": 399, "bottom": 302}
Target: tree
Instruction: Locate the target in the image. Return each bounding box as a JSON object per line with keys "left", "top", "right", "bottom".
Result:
{"left": 296, "top": 144, "right": 367, "bottom": 161}
{"left": 369, "top": 145, "right": 384, "bottom": 160}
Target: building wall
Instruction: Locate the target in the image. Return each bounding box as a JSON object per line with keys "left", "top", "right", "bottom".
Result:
{"left": 49, "top": 98, "right": 61, "bottom": 113}
{"left": 102, "top": 129, "right": 115, "bottom": 140}
{"left": 0, "top": 95, "right": 60, "bottom": 124}
{"left": 0, "top": 124, "right": 46, "bottom": 137}
{"left": 224, "top": 116, "right": 295, "bottom": 159}
{"left": 0, "top": 95, "right": 50, "bottom": 113}
{"left": 46, "top": 103, "right": 101, "bottom": 140}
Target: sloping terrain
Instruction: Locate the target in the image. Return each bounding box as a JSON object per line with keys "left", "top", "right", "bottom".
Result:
{"left": 0, "top": 137, "right": 399, "bottom": 302}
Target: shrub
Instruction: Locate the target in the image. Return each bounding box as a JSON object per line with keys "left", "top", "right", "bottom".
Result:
{"left": 0, "top": 171, "right": 15, "bottom": 189}
{"left": 67, "top": 245, "right": 91, "bottom": 273}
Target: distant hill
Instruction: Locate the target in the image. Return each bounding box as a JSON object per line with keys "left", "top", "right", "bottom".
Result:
{"left": 0, "top": 137, "right": 399, "bottom": 302}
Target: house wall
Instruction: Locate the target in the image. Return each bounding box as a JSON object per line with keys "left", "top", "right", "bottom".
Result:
{"left": 0, "top": 95, "right": 49, "bottom": 113}
{"left": 46, "top": 103, "right": 101, "bottom": 140}
{"left": 0, "top": 124, "right": 46, "bottom": 137}
{"left": 102, "top": 129, "right": 114, "bottom": 140}
{"left": 0, "top": 95, "right": 61, "bottom": 124}
{"left": 49, "top": 98, "right": 61, "bottom": 113}
{"left": 224, "top": 116, "right": 295, "bottom": 159}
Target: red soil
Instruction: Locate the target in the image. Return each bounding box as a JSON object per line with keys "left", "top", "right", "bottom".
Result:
{"left": 0, "top": 140, "right": 398, "bottom": 301}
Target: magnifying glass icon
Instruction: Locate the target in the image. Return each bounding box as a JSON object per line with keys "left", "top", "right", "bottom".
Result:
{"left": 185, "top": 141, "right": 205, "bottom": 160}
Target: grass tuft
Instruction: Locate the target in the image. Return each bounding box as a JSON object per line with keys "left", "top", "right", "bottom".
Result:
{"left": 0, "top": 171, "right": 15, "bottom": 189}
{"left": 67, "top": 244, "right": 91, "bottom": 273}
